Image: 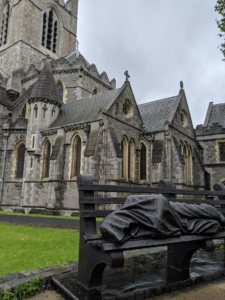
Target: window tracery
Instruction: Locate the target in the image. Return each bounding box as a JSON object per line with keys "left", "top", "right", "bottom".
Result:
{"left": 42, "top": 9, "right": 58, "bottom": 53}
{"left": 0, "top": 3, "right": 10, "bottom": 47}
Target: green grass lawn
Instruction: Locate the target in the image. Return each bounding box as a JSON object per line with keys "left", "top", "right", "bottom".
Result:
{"left": 0, "top": 211, "right": 79, "bottom": 220}
{"left": 0, "top": 211, "right": 103, "bottom": 222}
{"left": 0, "top": 222, "right": 79, "bottom": 277}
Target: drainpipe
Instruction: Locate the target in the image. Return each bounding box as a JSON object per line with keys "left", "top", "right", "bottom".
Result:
{"left": 148, "top": 137, "right": 154, "bottom": 187}
{"left": 0, "top": 132, "right": 9, "bottom": 205}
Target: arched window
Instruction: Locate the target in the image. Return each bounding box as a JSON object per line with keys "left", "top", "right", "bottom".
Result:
{"left": 16, "top": 143, "right": 26, "bottom": 178}
{"left": 92, "top": 88, "right": 98, "bottom": 96}
{"left": 71, "top": 135, "right": 82, "bottom": 178}
{"left": 42, "top": 140, "right": 51, "bottom": 179}
{"left": 181, "top": 142, "right": 193, "bottom": 185}
{"left": 121, "top": 137, "right": 128, "bottom": 180}
{"left": 220, "top": 143, "right": 225, "bottom": 161}
{"left": 140, "top": 143, "right": 147, "bottom": 180}
{"left": 42, "top": 104, "right": 47, "bottom": 118}
{"left": 0, "top": 3, "right": 10, "bottom": 47}
{"left": 56, "top": 83, "right": 63, "bottom": 103}
{"left": 34, "top": 105, "right": 38, "bottom": 118}
{"left": 42, "top": 9, "right": 58, "bottom": 53}
{"left": 128, "top": 140, "right": 135, "bottom": 181}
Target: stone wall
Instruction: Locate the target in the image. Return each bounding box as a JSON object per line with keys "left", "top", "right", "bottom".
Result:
{"left": 0, "top": 0, "right": 78, "bottom": 76}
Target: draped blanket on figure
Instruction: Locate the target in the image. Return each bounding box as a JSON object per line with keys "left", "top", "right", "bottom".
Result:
{"left": 100, "top": 195, "right": 225, "bottom": 244}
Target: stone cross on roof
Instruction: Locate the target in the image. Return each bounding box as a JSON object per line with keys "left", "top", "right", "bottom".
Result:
{"left": 180, "top": 81, "right": 184, "bottom": 90}
{"left": 124, "top": 70, "right": 130, "bottom": 82}
{"left": 76, "top": 40, "right": 80, "bottom": 50}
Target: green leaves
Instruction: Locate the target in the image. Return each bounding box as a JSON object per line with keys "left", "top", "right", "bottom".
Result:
{"left": 0, "top": 277, "right": 42, "bottom": 300}
{"left": 215, "top": 0, "right": 225, "bottom": 60}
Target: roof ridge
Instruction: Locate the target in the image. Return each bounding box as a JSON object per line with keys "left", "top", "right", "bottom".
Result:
{"left": 212, "top": 102, "right": 225, "bottom": 106}
{"left": 62, "top": 88, "right": 121, "bottom": 106}
{"left": 138, "top": 96, "right": 177, "bottom": 107}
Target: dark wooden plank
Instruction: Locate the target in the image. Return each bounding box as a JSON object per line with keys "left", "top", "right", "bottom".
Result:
{"left": 80, "top": 197, "right": 225, "bottom": 206}
{"left": 84, "top": 234, "right": 103, "bottom": 242}
{"left": 80, "top": 210, "right": 113, "bottom": 218}
{"left": 100, "top": 231, "right": 225, "bottom": 253}
{"left": 80, "top": 197, "right": 126, "bottom": 204}
{"left": 78, "top": 184, "right": 225, "bottom": 197}
{"left": 169, "top": 199, "right": 225, "bottom": 205}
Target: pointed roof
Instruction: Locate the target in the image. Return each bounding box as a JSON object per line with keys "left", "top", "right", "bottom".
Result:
{"left": 48, "top": 87, "right": 124, "bottom": 129}
{"left": 29, "top": 61, "right": 61, "bottom": 105}
{"left": 64, "top": 49, "right": 91, "bottom": 66}
{"left": 203, "top": 102, "right": 225, "bottom": 129}
{"left": 138, "top": 96, "right": 178, "bottom": 133}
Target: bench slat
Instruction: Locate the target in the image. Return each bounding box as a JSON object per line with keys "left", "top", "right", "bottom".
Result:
{"left": 80, "top": 197, "right": 225, "bottom": 206}
{"left": 80, "top": 197, "right": 126, "bottom": 204}
{"left": 80, "top": 210, "right": 113, "bottom": 218}
{"left": 98, "top": 231, "right": 225, "bottom": 253}
{"left": 170, "top": 199, "right": 225, "bottom": 205}
{"left": 78, "top": 184, "right": 225, "bottom": 197}
{"left": 84, "top": 234, "right": 103, "bottom": 242}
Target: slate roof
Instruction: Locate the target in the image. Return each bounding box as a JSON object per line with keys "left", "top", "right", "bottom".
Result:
{"left": 207, "top": 103, "right": 225, "bottom": 129}
{"left": 64, "top": 50, "right": 91, "bottom": 66}
{"left": 138, "top": 96, "right": 178, "bottom": 133}
{"left": 30, "top": 61, "right": 61, "bottom": 104}
{"left": 48, "top": 87, "right": 123, "bottom": 129}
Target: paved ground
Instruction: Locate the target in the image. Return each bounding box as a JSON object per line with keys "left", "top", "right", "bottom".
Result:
{"left": 0, "top": 214, "right": 80, "bottom": 228}
{"left": 152, "top": 278, "right": 225, "bottom": 300}
{"left": 28, "top": 279, "right": 225, "bottom": 300}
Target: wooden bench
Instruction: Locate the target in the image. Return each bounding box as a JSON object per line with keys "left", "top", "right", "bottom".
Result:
{"left": 77, "top": 174, "right": 225, "bottom": 291}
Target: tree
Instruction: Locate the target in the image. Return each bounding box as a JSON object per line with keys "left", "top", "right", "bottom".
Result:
{"left": 215, "top": 0, "right": 225, "bottom": 60}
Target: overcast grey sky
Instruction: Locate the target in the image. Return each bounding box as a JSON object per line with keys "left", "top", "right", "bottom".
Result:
{"left": 77, "top": 0, "right": 224, "bottom": 127}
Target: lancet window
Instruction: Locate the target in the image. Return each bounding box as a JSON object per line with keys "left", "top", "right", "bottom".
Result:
{"left": 219, "top": 143, "right": 225, "bottom": 161}
{"left": 180, "top": 142, "right": 193, "bottom": 185}
{"left": 140, "top": 143, "right": 147, "bottom": 180}
{"left": 42, "top": 9, "right": 58, "bottom": 53}
{"left": 0, "top": 3, "right": 10, "bottom": 47}
{"left": 56, "top": 82, "right": 63, "bottom": 103}
{"left": 92, "top": 88, "right": 98, "bottom": 96}
{"left": 71, "top": 135, "right": 82, "bottom": 178}
{"left": 121, "top": 137, "right": 128, "bottom": 180}
{"left": 128, "top": 139, "right": 135, "bottom": 181}
{"left": 16, "top": 143, "right": 26, "bottom": 179}
{"left": 42, "top": 140, "right": 51, "bottom": 179}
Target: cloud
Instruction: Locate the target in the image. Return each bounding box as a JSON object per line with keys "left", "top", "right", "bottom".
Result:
{"left": 77, "top": 0, "right": 224, "bottom": 127}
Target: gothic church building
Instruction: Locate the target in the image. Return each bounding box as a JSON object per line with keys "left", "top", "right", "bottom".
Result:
{"left": 0, "top": 0, "right": 205, "bottom": 214}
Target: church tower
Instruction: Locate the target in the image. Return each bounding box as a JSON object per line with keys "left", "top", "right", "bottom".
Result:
{"left": 0, "top": 0, "right": 78, "bottom": 77}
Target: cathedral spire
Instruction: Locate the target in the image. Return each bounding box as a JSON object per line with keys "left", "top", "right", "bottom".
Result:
{"left": 29, "top": 61, "right": 61, "bottom": 106}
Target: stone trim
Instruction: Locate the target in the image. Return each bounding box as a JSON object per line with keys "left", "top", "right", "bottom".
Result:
{"left": 0, "top": 263, "right": 77, "bottom": 293}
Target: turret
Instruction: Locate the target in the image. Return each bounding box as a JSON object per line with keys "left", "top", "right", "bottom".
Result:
{"left": 27, "top": 61, "right": 61, "bottom": 153}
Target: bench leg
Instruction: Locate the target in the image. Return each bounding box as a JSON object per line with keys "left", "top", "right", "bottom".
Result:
{"left": 77, "top": 245, "right": 124, "bottom": 291}
{"left": 167, "top": 240, "right": 214, "bottom": 284}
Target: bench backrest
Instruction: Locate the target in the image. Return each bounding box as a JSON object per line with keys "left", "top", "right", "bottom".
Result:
{"left": 77, "top": 174, "right": 225, "bottom": 236}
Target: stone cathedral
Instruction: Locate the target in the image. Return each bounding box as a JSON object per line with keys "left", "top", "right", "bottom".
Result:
{"left": 0, "top": 0, "right": 223, "bottom": 215}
